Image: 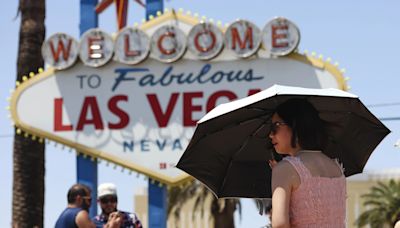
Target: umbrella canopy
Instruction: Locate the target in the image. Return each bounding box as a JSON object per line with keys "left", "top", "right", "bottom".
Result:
{"left": 176, "top": 85, "right": 390, "bottom": 199}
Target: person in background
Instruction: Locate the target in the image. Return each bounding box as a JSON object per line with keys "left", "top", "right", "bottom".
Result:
{"left": 269, "top": 99, "right": 346, "bottom": 227}
{"left": 261, "top": 202, "right": 272, "bottom": 228}
{"left": 93, "top": 183, "right": 143, "bottom": 228}
{"left": 55, "top": 183, "right": 122, "bottom": 228}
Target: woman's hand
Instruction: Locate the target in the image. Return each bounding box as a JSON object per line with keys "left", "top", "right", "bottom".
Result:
{"left": 268, "top": 159, "right": 278, "bottom": 169}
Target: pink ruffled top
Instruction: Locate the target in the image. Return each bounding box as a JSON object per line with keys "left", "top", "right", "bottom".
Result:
{"left": 283, "top": 156, "right": 346, "bottom": 228}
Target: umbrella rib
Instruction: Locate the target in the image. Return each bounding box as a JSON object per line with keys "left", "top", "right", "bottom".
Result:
{"left": 246, "top": 107, "right": 269, "bottom": 112}
{"left": 319, "top": 108, "right": 383, "bottom": 126}
{"left": 252, "top": 122, "right": 267, "bottom": 136}
{"left": 324, "top": 111, "right": 389, "bottom": 176}
{"left": 212, "top": 110, "right": 272, "bottom": 134}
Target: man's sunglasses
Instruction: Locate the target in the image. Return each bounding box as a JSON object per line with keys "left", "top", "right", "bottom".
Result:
{"left": 100, "top": 196, "right": 117, "bottom": 204}
{"left": 270, "top": 121, "right": 287, "bottom": 134}
{"left": 82, "top": 196, "right": 92, "bottom": 201}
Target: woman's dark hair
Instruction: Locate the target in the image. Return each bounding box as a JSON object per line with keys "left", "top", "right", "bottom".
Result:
{"left": 275, "top": 98, "right": 326, "bottom": 150}
{"left": 67, "top": 183, "right": 90, "bottom": 203}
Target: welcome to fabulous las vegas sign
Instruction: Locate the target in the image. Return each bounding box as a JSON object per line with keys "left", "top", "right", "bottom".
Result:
{"left": 10, "top": 11, "right": 347, "bottom": 185}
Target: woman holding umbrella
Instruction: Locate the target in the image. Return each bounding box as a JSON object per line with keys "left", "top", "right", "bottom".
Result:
{"left": 269, "top": 99, "right": 346, "bottom": 228}
{"left": 177, "top": 85, "right": 389, "bottom": 227}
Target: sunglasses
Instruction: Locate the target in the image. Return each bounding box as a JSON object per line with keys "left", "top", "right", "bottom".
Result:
{"left": 270, "top": 121, "right": 287, "bottom": 134}
{"left": 81, "top": 196, "right": 92, "bottom": 202}
{"left": 100, "top": 196, "right": 117, "bottom": 204}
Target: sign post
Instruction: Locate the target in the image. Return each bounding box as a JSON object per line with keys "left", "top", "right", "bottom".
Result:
{"left": 79, "top": 0, "right": 98, "bottom": 218}
{"left": 149, "top": 180, "right": 167, "bottom": 228}
{"left": 146, "top": 0, "right": 163, "bottom": 20}
{"left": 145, "top": 2, "right": 167, "bottom": 227}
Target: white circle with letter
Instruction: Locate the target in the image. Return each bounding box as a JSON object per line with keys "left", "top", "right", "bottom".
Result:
{"left": 262, "top": 17, "right": 300, "bottom": 56}
{"left": 79, "top": 28, "right": 114, "bottom": 67}
{"left": 114, "top": 27, "right": 150, "bottom": 65}
{"left": 151, "top": 25, "right": 187, "bottom": 63}
{"left": 187, "top": 22, "right": 224, "bottom": 60}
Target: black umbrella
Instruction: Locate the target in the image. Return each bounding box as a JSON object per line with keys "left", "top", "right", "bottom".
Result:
{"left": 176, "top": 85, "right": 390, "bottom": 199}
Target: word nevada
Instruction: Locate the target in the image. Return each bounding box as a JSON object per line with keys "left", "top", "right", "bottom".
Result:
{"left": 42, "top": 17, "right": 300, "bottom": 69}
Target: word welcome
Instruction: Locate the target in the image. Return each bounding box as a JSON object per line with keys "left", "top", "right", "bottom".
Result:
{"left": 42, "top": 17, "right": 300, "bottom": 69}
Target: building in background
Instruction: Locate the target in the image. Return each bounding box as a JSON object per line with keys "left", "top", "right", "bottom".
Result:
{"left": 346, "top": 169, "right": 400, "bottom": 228}
{"left": 134, "top": 187, "right": 149, "bottom": 228}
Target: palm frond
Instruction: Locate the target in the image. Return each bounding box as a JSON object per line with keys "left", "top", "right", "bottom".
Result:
{"left": 355, "top": 179, "right": 400, "bottom": 227}
{"left": 168, "top": 180, "right": 242, "bottom": 227}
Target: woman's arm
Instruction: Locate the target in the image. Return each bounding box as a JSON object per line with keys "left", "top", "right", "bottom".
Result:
{"left": 271, "top": 161, "right": 296, "bottom": 228}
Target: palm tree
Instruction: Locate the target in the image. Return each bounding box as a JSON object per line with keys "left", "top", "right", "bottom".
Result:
{"left": 356, "top": 179, "right": 400, "bottom": 228}
{"left": 12, "top": 0, "right": 45, "bottom": 227}
{"left": 168, "top": 180, "right": 241, "bottom": 228}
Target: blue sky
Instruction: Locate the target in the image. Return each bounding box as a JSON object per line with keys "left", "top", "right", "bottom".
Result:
{"left": 1, "top": 0, "right": 400, "bottom": 227}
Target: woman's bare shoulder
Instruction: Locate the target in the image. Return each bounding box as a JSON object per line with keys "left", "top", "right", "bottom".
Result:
{"left": 272, "top": 159, "right": 300, "bottom": 189}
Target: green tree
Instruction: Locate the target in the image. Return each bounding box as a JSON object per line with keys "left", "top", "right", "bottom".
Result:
{"left": 168, "top": 180, "right": 241, "bottom": 228}
{"left": 356, "top": 179, "right": 400, "bottom": 228}
{"left": 12, "top": 0, "right": 45, "bottom": 227}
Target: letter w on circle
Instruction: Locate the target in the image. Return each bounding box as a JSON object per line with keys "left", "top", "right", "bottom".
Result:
{"left": 50, "top": 39, "right": 72, "bottom": 62}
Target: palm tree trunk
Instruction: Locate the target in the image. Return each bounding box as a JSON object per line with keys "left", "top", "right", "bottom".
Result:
{"left": 211, "top": 199, "right": 236, "bottom": 228}
{"left": 12, "top": 0, "right": 45, "bottom": 227}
